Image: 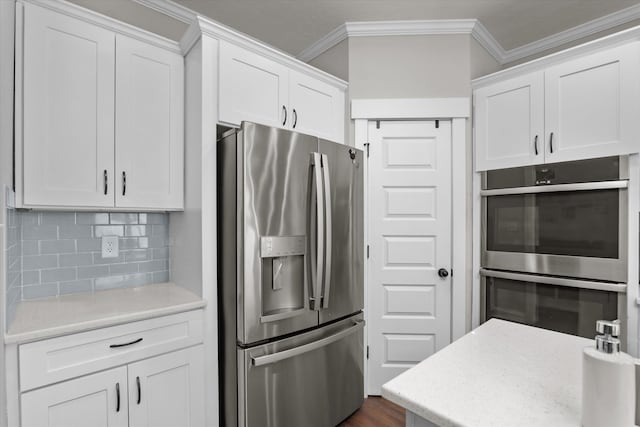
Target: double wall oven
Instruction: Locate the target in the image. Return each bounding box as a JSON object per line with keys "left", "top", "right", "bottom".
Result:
{"left": 480, "top": 156, "right": 628, "bottom": 339}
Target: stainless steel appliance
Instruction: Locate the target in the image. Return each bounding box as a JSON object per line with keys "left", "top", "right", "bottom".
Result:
{"left": 481, "top": 156, "right": 629, "bottom": 283}
{"left": 480, "top": 269, "right": 625, "bottom": 339}
{"left": 480, "top": 156, "right": 629, "bottom": 340}
{"left": 217, "top": 122, "right": 364, "bottom": 427}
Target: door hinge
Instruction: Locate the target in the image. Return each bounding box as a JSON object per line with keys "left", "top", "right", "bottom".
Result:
{"left": 366, "top": 345, "right": 369, "bottom": 359}
{"left": 364, "top": 143, "right": 370, "bottom": 158}
{"left": 366, "top": 245, "right": 370, "bottom": 259}
{"left": 376, "top": 120, "right": 380, "bottom": 129}
{"left": 435, "top": 119, "right": 440, "bottom": 129}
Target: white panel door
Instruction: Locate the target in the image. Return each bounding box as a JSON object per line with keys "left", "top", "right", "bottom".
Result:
{"left": 474, "top": 72, "right": 544, "bottom": 171}
{"left": 368, "top": 121, "right": 452, "bottom": 394}
{"left": 115, "top": 34, "right": 184, "bottom": 210}
{"left": 128, "top": 346, "right": 205, "bottom": 427}
{"left": 289, "top": 70, "right": 345, "bottom": 143}
{"left": 22, "top": 3, "right": 115, "bottom": 207}
{"left": 21, "top": 366, "right": 128, "bottom": 427}
{"left": 218, "top": 41, "right": 289, "bottom": 128}
{"left": 544, "top": 43, "right": 640, "bottom": 163}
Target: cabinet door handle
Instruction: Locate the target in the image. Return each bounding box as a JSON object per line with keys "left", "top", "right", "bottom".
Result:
{"left": 534, "top": 135, "right": 539, "bottom": 155}
{"left": 116, "top": 382, "right": 120, "bottom": 412}
{"left": 136, "top": 376, "right": 141, "bottom": 404}
{"left": 103, "top": 170, "right": 108, "bottom": 195}
{"left": 292, "top": 108, "right": 298, "bottom": 128}
{"left": 282, "top": 105, "right": 287, "bottom": 126}
{"left": 549, "top": 132, "right": 554, "bottom": 153}
{"left": 109, "top": 337, "right": 143, "bottom": 348}
{"left": 122, "top": 171, "right": 127, "bottom": 196}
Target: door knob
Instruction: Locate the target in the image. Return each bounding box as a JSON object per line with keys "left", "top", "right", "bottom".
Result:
{"left": 438, "top": 268, "right": 449, "bottom": 278}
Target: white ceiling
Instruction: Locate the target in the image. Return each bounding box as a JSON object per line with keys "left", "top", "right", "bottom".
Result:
{"left": 68, "top": 0, "right": 640, "bottom": 57}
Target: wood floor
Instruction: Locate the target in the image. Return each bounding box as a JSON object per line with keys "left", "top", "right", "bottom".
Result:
{"left": 338, "top": 397, "right": 405, "bottom": 427}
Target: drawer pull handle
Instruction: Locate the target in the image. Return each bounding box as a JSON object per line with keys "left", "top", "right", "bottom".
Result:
{"left": 109, "top": 337, "right": 143, "bottom": 348}
{"left": 136, "top": 376, "right": 141, "bottom": 404}
{"left": 116, "top": 382, "right": 120, "bottom": 412}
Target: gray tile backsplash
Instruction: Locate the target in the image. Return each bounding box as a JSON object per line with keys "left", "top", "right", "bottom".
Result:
{"left": 6, "top": 208, "right": 22, "bottom": 327}
{"left": 6, "top": 211, "right": 170, "bottom": 315}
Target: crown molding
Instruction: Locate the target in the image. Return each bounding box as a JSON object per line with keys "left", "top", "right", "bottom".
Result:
{"left": 502, "top": 2, "right": 640, "bottom": 64}
{"left": 21, "top": 0, "right": 182, "bottom": 53}
{"left": 181, "top": 16, "right": 348, "bottom": 89}
{"left": 297, "top": 19, "right": 505, "bottom": 64}
{"left": 130, "top": 0, "right": 196, "bottom": 24}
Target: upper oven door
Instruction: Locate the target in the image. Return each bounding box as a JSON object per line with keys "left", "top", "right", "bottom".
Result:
{"left": 481, "top": 174, "right": 628, "bottom": 283}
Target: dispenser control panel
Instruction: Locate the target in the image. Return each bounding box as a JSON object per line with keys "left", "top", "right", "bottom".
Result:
{"left": 260, "top": 236, "right": 306, "bottom": 258}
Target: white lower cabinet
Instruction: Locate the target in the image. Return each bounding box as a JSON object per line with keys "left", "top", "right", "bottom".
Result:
{"left": 128, "top": 347, "right": 205, "bottom": 427}
{"left": 21, "top": 366, "right": 129, "bottom": 427}
{"left": 21, "top": 346, "right": 204, "bottom": 427}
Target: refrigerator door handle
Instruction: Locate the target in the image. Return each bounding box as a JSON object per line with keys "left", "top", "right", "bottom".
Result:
{"left": 321, "top": 154, "right": 332, "bottom": 308}
{"left": 309, "top": 152, "right": 325, "bottom": 311}
{"left": 251, "top": 320, "right": 365, "bottom": 367}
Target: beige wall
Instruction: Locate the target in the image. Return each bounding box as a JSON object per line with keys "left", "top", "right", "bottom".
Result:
{"left": 348, "top": 35, "right": 471, "bottom": 99}
{"left": 309, "top": 38, "right": 349, "bottom": 82}
{"left": 470, "top": 38, "right": 501, "bottom": 79}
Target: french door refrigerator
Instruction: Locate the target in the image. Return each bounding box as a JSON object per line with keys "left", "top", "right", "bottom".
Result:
{"left": 217, "top": 122, "right": 364, "bottom": 427}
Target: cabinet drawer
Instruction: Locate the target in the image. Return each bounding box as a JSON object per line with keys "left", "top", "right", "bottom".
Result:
{"left": 19, "top": 310, "right": 203, "bottom": 392}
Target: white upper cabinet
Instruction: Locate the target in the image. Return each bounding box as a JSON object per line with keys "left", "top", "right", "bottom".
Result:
{"left": 218, "top": 41, "right": 289, "bottom": 128}
{"left": 289, "top": 70, "right": 345, "bottom": 143}
{"left": 474, "top": 42, "right": 640, "bottom": 171}
{"left": 544, "top": 43, "right": 640, "bottom": 163}
{"left": 218, "top": 41, "right": 346, "bottom": 143}
{"left": 18, "top": 2, "right": 184, "bottom": 210}
{"left": 115, "top": 35, "right": 184, "bottom": 210}
{"left": 22, "top": 3, "right": 115, "bottom": 208}
{"left": 474, "top": 72, "right": 544, "bottom": 171}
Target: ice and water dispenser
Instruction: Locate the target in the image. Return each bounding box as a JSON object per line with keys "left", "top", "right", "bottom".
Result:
{"left": 259, "top": 235, "right": 307, "bottom": 322}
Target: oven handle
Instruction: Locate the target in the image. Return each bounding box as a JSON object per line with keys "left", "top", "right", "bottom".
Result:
{"left": 480, "top": 269, "right": 627, "bottom": 293}
{"left": 480, "top": 180, "right": 628, "bottom": 197}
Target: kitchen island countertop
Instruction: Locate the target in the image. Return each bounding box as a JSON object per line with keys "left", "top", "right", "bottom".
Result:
{"left": 382, "top": 319, "right": 592, "bottom": 427}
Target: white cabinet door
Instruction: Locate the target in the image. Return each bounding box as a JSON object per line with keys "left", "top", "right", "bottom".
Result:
{"left": 128, "top": 346, "right": 205, "bottom": 427}
{"left": 289, "top": 70, "right": 345, "bottom": 143}
{"left": 21, "top": 366, "right": 128, "bottom": 427}
{"left": 219, "top": 41, "right": 289, "bottom": 128}
{"left": 22, "top": 3, "right": 115, "bottom": 207}
{"left": 115, "top": 34, "right": 184, "bottom": 210}
{"left": 544, "top": 43, "right": 640, "bottom": 163}
{"left": 474, "top": 72, "right": 544, "bottom": 171}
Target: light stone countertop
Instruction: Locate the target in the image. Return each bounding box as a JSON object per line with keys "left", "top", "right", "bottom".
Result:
{"left": 382, "top": 319, "right": 592, "bottom": 427}
{"left": 5, "top": 282, "right": 206, "bottom": 344}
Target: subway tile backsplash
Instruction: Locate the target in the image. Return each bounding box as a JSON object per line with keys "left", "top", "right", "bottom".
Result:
{"left": 13, "top": 211, "right": 170, "bottom": 302}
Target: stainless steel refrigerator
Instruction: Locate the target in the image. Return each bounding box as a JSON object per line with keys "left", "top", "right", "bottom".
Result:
{"left": 217, "top": 122, "right": 364, "bottom": 427}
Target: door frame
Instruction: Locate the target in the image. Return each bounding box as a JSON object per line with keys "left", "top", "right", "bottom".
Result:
{"left": 351, "top": 97, "right": 470, "bottom": 394}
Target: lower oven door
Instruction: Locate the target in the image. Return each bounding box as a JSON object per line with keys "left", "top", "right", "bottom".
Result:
{"left": 480, "top": 270, "right": 625, "bottom": 339}
{"left": 238, "top": 314, "right": 364, "bottom": 427}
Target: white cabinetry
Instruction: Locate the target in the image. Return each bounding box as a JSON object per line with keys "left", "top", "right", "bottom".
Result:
{"left": 128, "top": 348, "right": 205, "bottom": 427}
{"left": 474, "top": 43, "right": 640, "bottom": 171}
{"left": 218, "top": 41, "right": 346, "bottom": 143}
{"left": 474, "top": 72, "right": 544, "bottom": 170}
{"left": 18, "top": 2, "right": 184, "bottom": 210}
{"left": 544, "top": 43, "right": 640, "bottom": 163}
{"left": 19, "top": 312, "right": 204, "bottom": 427}
{"left": 22, "top": 367, "right": 129, "bottom": 427}
{"left": 22, "top": 3, "right": 115, "bottom": 207}
{"left": 115, "top": 35, "right": 184, "bottom": 210}
{"left": 218, "top": 42, "right": 289, "bottom": 129}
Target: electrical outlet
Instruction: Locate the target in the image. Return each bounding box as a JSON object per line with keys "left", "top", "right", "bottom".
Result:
{"left": 101, "top": 236, "right": 119, "bottom": 258}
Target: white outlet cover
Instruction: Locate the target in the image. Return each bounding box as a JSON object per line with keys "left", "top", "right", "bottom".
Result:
{"left": 101, "top": 236, "right": 119, "bottom": 258}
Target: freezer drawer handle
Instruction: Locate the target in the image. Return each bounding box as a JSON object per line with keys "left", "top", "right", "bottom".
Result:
{"left": 251, "top": 320, "right": 365, "bottom": 367}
